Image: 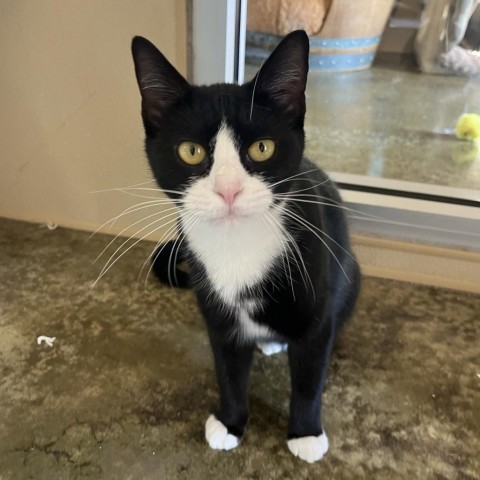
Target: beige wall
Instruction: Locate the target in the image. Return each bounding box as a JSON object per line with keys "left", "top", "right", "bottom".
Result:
{"left": 0, "top": 0, "right": 187, "bottom": 237}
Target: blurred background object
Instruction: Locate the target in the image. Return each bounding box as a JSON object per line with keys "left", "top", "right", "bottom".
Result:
{"left": 246, "top": 0, "right": 395, "bottom": 71}
{"left": 415, "top": 0, "right": 480, "bottom": 76}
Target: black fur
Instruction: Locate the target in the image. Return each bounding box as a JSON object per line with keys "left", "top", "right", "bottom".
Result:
{"left": 132, "top": 31, "right": 360, "bottom": 448}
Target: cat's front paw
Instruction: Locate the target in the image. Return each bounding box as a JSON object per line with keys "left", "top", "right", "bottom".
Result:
{"left": 287, "top": 432, "right": 329, "bottom": 463}
{"left": 205, "top": 415, "right": 240, "bottom": 451}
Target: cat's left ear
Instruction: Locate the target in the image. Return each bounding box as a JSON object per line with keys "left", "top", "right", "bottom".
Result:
{"left": 131, "top": 36, "right": 190, "bottom": 131}
{"left": 250, "top": 30, "right": 309, "bottom": 120}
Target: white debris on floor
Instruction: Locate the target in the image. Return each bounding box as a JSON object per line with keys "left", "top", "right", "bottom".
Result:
{"left": 36, "top": 335, "right": 56, "bottom": 347}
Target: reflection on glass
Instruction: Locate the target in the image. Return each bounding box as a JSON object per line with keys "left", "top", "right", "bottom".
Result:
{"left": 245, "top": 0, "right": 480, "bottom": 195}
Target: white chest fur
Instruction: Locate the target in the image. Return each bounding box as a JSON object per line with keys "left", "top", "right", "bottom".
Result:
{"left": 185, "top": 218, "right": 282, "bottom": 341}
{"left": 184, "top": 212, "right": 286, "bottom": 305}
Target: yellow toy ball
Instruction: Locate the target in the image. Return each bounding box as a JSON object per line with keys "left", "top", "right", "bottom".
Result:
{"left": 455, "top": 113, "right": 480, "bottom": 141}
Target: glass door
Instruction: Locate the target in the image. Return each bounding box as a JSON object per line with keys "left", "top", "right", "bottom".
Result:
{"left": 192, "top": 0, "right": 480, "bottom": 250}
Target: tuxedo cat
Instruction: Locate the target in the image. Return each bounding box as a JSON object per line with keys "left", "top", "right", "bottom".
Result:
{"left": 131, "top": 30, "right": 360, "bottom": 463}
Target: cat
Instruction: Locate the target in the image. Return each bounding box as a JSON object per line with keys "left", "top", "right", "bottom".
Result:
{"left": 131, "top": 30, "right": 360, "bottom": 463}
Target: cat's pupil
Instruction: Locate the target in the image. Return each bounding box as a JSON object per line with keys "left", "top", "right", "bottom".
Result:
{"left": 189, "top": 144, "right": 196, "bottom": 156}
{"left": 259, "top": 142, "right": 265, "bottom": 153}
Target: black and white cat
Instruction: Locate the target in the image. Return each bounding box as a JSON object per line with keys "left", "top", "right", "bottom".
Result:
{"left": 131, "top": 30, "right": 360, "bottom": 463}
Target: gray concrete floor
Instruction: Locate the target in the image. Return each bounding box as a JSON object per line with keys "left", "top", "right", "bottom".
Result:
{"left": 0, "top": 217, "right": 479, "bottom": 479}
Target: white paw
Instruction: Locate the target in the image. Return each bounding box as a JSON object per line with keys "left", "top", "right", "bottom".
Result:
{"left": 287, "top": 433, "right": 329, "bottom": 463}
{"left": 256, "top": 342, "right": 288, "bottom": 356}
{"left": 205, "top": 415, "right": 240, "bottom": 451}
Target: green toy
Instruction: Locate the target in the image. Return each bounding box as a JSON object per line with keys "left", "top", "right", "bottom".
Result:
{"left": 455, "top": 113, "right": 480, "bottom": 141}
{"left": 451, "top": 113, "right": 480, "bottom": 165}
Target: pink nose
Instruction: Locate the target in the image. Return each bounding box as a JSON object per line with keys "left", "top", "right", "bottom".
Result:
{"left": 216, "top": 186, "right": 242, "bottom": 206}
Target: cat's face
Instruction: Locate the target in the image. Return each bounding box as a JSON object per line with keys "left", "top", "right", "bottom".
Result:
{"left": 131, "top": 31, "right": 309, "bottom": 226}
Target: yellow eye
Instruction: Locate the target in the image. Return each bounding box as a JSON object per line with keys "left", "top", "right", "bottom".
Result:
{"left": 177, "top": 142, "right": 206, "bottom": 165}
{"left": 248, "top": 139, "right": 276, "bottom": 162}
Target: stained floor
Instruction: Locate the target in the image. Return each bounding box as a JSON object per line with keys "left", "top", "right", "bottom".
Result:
{"left": 0, "top": 217, "right": 479, "bottom": 480}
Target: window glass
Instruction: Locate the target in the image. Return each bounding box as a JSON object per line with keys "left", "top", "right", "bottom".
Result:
{"left": 245, "top": 0, "right": 480, "bottom": 195}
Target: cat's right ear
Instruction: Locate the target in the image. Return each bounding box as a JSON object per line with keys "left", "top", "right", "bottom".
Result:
{"left": 131, "top": 36, "right": 190, "bottom": 131}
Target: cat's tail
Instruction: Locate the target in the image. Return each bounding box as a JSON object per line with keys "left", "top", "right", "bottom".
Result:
{"left": 151, "top": 240, "right": 190, "bottom": 289}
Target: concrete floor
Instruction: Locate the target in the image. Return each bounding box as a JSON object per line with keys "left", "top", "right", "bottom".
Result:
{"left": 0, "top": 217, "right": 479, "bottom": 479}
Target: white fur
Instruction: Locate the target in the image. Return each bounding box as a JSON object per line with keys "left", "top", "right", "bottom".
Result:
{"left": 182, "top": 124, "right": 287, "bottom": 307}
{"left": 287, "top": 433, "right": 329, "bottom": 463}
{"left": 205, "top": 415, "right": 240, "bottom": 451}
{"left": 237, "top": 307, "right": 272, "bottom": 341}
{"left": 256, "top": 341, "right": 288, "bottom": 356}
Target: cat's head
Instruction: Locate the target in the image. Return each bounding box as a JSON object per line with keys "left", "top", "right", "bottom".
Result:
{"left": 131, "top": 31, "right": 309, "bottom": 225}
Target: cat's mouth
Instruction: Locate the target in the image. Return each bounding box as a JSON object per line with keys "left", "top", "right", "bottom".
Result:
{"left": 202, "top": 202, "right": 271, "bottom": 225}
{"left": 213, "top": 207, "right": 253, "bottom": 224}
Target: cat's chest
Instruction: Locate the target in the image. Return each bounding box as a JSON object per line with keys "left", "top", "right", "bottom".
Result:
{"left": 184, "top": 213, "right": 287, "bottom": 305}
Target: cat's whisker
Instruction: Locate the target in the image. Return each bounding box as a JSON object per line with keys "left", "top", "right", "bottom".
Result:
{"left": 126, "top": 179, "right": 157, "bottom": 186}
{"left": 263, "top": 212, "right": 298, "bottom": 301}
{"left": 277, "top": 190, "right": 352, "bottom": 206}
{"left": 248, "top": 54, "right": 269, "bottom": 122}
{"left": 281, "top": 207, "right": 351, "bottom": 283}
{"left": 139, "top": 219, "right": 182, "bottom": 287}
{"left": 277, "top": 192, "right": 341, "bottom": 202}
{"left": 89, "top": 185, "right": 184, "bottom": 196}
{"left": 167, "top": 216, "right": 192, "bottom": 287}
{"left": 278, "top": 190, "right": 470, "bottom": 236}
{"left": 265, "top": 208, "right": 315, "bottom": 301}
{"left": 142, "top": 212, "right": 198, "bottom": 288}
{"left": 271, "top": 207, "right": 316, "bottom": 300}
{"left": 89, "top": 200, "right": 180, "bottom": 240}
{"left": 275, "top": 194, "right": 396, "bottom": 223}
{"left": 349, "top": 214, "right": 480, "bottom": 237}
{"left": 281, "top": 181, "right": 331, "bottom": 196}
{"left": 112, "top": 190, "right": 169, "bottom": 200}
{"left": 275, "top": 195, "right": 352, "bottom": 211}
{"left": 91, "top": 186, "right": 185, "bottom": 201}
{"left": 169, "top": 233, "right": 183, "bottom": 287}
{"left": 89, "top": 201, "right": 159, "bottom": 239}
{"left": 88, "top": 178, "right": 157, "bottom": 195}
{"left": 269, "top": 168, "right": 320, "bottom": 188}
{"left": 105, "top": 200, "right": 179, "bottom": 230}
{"left": 262, "top": 213, "right": 294, "bottom": 297}
{"left": 117, "top": 187, "right": 182, "bottom": 194}
{"left": 284, "top": 231, "right": 316, "bottom": 302}
{"left": 93, "top": 207, "right": 180, "bottom": 265}
{"left": 285, "top": 193, "right": 480, "bottom": 237}
{"left": 143, "top": 224, "right": 181, "bottom": 288}
{"left": 276, "top": 177, "right": 327, "bottom": 186}
{"left": 92, "top": 214, "right": 183, "bottom": 288}
{"left": 170, "top": 215, "right": 200, "bottom": 287}
{"left": 116, "top": 186, "right": 186, "bottom": 198}
{"left": 96, "top": 214, "right": 179, "bottom": 282}
{"left": 282, "top": 194, "right": 480, "bottom": 240}
{"left": 281, "top": 201, "right": 355, "bottom": 260}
